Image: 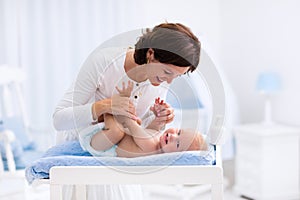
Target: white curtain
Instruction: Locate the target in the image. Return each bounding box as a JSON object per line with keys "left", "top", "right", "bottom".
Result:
{"left": 1, "top": 0, "right": 236, "bottom": 159}
{"left": 0, "top": 0, "right": 145, "bottom": 135}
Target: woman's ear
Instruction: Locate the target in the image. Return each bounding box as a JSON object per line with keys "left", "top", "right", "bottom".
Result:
{"left": 146, "top": 48, "right": 155, "bottom": 62}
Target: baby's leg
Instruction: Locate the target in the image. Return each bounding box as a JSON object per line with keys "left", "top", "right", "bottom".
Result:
{"left": 90, "top": 114, "right": 125, "bottom": 151}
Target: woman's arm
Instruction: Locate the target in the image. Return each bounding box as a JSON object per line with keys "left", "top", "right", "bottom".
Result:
{"left": 53, "top": 50, "right": 136, "bottom": 131}
{"left": 53, "top": 52, "right": 105, "bottom": 131}
{"left": 92, "top": 95, "right": 136, "bottom": 122}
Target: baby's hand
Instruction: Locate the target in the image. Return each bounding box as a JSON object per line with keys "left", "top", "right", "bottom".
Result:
{"left": 116, "top": 81, "right": 133, "bottom": 97}
{"left": 148, "top": 97, "right": 174, "bottom": 131}
{"left": 150, "top": 97, "right": 167, "bottom": 117}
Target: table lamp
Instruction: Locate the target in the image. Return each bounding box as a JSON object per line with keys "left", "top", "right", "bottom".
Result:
{"left": 256, "top": 72, "right": 281, "bottom": 125}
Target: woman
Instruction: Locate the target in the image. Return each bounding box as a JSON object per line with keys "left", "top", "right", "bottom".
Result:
{"left": 52, "top": 22, "right": 201, "bottom": 199}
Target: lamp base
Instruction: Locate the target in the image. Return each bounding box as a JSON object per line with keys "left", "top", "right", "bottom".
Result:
{"left": 263, "top": 97, "right": 273, "bottom": 126}
{"left": 261, "top": 120, "right": 274, "bottom": 127}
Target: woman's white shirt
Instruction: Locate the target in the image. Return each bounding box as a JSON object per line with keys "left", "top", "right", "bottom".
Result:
{"left": 53, "top": 47, "right": 168, "bottom": 143}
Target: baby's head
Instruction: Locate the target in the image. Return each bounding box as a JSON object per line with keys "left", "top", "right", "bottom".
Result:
{"left": 159, "top": 128, "right": 207, "bottom": 153}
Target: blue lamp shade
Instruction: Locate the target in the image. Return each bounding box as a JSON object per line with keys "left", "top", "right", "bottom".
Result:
{"left": 256, "top": 72, "right": 281, "bottom": 94}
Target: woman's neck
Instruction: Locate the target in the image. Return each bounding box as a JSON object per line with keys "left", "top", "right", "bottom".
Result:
{"left": 124, "top": 49, "right": 147, "bottom": 83}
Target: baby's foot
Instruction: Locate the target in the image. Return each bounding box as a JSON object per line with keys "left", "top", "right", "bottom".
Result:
{"left": 116, "top": 81, "right": 133, "bottom": 97}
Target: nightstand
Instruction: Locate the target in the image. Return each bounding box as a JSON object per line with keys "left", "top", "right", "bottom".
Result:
{"left": 233, "top": 123, "right": 300, "bottom": 200}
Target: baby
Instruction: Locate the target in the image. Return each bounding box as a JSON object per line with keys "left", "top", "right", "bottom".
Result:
{"left": 80, "top": 81, "right": 207, "bottom": 158}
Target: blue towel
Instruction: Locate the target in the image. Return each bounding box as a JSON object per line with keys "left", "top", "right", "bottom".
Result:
{"left": 42, "top": 140, "right": 92, "bottom": 157}
{"left": 25, "top": 141, "right": 215, "bottom": 184}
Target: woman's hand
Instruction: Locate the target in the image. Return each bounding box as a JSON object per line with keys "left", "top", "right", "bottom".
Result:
{"left": 93, "top": 81, "right": 138, "bottom": 124}
{"left": 147, "top": 98, "right": 174, "bottom": 131}
{"left": 94, "top": 96, "right": 137, "bottom": 121}
{"left": 111, "top": 95, "right": 137, "bottom": 119}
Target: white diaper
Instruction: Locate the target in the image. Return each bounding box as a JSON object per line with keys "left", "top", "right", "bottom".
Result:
{"left": 78, "top": 123, "right": 117, "bottom": 157}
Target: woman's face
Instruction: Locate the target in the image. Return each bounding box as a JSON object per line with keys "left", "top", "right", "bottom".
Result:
{"left": 146, "top": 62, "right": 189, "bottom": 86}
{"left": 159, "top": 128, "right": 196, "bottom": 153}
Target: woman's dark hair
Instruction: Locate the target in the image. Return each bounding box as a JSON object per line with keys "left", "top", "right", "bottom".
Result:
{"left": 134, "top": 23, "right": 201, "bottom": 73}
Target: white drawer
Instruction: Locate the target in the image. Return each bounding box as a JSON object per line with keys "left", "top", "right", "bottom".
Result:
{"left": 236, "top": 158, "right": 261, "bottom": 176}
{"left": 235, "top": 173, "right": 260, "bottom": 196}
{"left": 235, "top": 147, "right": 261, "bottom": 162}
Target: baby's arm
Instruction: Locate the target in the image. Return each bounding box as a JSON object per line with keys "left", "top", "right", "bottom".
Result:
{"left": 121, "top": 119, "right": 159, "bottom": 152}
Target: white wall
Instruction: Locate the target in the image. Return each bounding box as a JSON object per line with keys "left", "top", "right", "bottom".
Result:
{"left": 219, "top": 0, "right": 300, "bottom": 126}
{"left": 137, "top": 0, "right": 221, "bottom": 58}
{"left": 0, "top": 0, "right": 222, "bottom": 132}
{"left": 4, "top": 0, "right": 299, "bottom": 146}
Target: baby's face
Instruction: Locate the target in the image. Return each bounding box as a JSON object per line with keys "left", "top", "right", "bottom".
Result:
{"left": 159, "top": 128, "right": 196, "bottom": 153}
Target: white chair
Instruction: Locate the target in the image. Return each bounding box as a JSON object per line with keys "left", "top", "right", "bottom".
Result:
{"left": 0, "top": 65, "right": 29, "bottom": 176}
{"left": 0, "top": 65, "right": 30, "bottom": 198}
{"left": 0, "top": 129, "right": 16, "bottom": 175}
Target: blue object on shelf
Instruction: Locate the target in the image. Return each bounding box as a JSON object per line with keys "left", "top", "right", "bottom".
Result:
{"left": 256, "top": 72, "right": 281, "bottom": 94}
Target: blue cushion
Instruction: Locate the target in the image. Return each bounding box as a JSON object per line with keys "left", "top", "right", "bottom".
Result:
{"left": 0, "top": 118, "right": 40, "bottom": 171}
{"left": 0, "top": 140, "right": 25, "bottom": 170}
{"left": 2, "top": 116, "right": 36, "bottom": 150}
{"left": 0, "top": 140, "right": 43, "bottom": 171}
